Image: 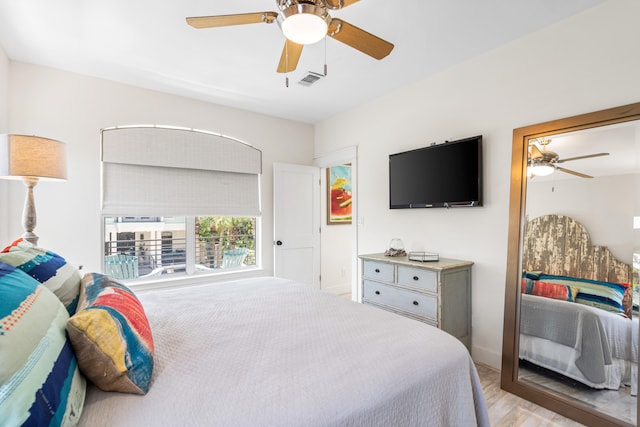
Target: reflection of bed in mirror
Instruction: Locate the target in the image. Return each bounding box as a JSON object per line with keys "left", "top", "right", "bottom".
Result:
{"left": 519, "top": 214, "right": 637, "bottom": 395}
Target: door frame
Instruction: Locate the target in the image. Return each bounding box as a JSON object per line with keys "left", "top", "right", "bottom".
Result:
{"left": 313, "top": 146, "right": 359, "bottom": 301}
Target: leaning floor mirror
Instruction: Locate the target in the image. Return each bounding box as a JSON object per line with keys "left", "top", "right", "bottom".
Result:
{"left": 502, "top": 102, "right": 640, "bottom": 426}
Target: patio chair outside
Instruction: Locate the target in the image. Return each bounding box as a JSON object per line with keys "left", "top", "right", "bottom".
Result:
{"left": 105, "top": 254, "right": 139, "bottom": 280}
{"left": 222, "top": 248, "right": 248, "bottom": 268}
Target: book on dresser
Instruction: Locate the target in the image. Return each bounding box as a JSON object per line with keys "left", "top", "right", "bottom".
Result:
{"left": 359, "top": 253, "right": 473, "bottom": 351}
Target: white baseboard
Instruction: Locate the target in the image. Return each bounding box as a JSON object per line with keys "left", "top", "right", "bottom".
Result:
{"left": 471, "top": 344, "right": 502, "bottom": 370}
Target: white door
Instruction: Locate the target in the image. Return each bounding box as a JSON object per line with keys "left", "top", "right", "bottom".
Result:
{"left": 273, "top": 162, "right": 320, "bottom": 288}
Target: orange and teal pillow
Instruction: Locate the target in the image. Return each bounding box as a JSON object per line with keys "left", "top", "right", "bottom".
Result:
{"left": 521, "top": 277, "right": 578, "bottom": 302}
{"left": 0, "top": 238, "right": 81, "bottom": 315}
{"left": 0, "top": 262, "right": 85, "bottom": 426}
{"left": 523, "top": 271, "right": 629, "bottom": 316}
{"left": 66, "top": 273, "right": 154, "bottom": 394}
{"left": 537, "top": 273, "right": 627, "bottom": 315}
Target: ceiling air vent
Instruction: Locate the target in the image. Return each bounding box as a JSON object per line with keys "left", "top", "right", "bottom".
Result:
{"left": 298, "top": 72, "right": 324, "bottom": 87}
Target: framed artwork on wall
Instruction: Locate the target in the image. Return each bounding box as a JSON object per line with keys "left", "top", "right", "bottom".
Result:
{"left": 327, "top": 164, "right": 352, "bottom": 225}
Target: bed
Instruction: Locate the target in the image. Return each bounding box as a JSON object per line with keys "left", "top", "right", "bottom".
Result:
{"left": 0, "top": 236, "right": 488, "bottom": 426}
{"left": 519, "top": 214, "right": 638, "bottom": 394}
{"left": 0, "top": 256, "right": 489, "bottom": 427}
{"left": 71, "top": 276, "right": 488, "bottom": 427}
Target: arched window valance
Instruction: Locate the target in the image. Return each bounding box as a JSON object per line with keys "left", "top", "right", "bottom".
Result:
{"left": 101, "top": 126, "right": 262, "bottom": 217}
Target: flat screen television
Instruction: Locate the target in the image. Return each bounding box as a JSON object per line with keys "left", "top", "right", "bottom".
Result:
{"left": 389, "top": 135, "right": 483, "bottom": 209}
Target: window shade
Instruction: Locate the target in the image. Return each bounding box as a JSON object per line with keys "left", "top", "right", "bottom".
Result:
{"left": 101, "top": 126, "right": 262, "bottom": 216}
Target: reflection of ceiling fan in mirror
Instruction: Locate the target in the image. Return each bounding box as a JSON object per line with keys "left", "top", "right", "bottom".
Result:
{"left": 528, "top": 138, "right": 609, "bottom": 178}
{"left": 185, "top": 0, "right": 394, "bottom": 73}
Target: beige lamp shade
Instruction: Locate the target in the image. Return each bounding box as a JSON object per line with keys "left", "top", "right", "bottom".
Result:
{"left": 0, "top": 134, "right": 67, "bottom": 246}
{"left": 0, "top": 134, "right": 67, "bottom": 181}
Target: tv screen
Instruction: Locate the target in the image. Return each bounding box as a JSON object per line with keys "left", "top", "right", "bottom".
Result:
{"left": 389, "top": 135, "right": 483, "bottom": 209}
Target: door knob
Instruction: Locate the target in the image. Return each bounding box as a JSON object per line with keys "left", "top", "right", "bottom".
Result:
{"left": 276, "top": 240, "right": 283, "bottom": 246}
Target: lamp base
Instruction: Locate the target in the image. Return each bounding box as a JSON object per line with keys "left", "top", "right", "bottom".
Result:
{"left": 21, "top": 231, "right": 39, "bottom": 246}
{"left": 22, "top": 176, "right": 39, "bottom": 247}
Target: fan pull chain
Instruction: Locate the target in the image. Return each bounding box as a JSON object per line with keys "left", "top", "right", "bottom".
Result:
{"left": 324, "top": 36, "right": 328, "bottom": 76}
{"left": 285, "top": 39, "right": 289, "bottom": 88}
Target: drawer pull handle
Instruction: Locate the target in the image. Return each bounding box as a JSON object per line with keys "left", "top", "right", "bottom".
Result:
{"left": 413, "top": 301, "right": 419, "bottom": 306}
{"left": 413, "top": 276, "right": 419, "bottom": 281}
{"left": 375, "top": 291, "right": 380, "bottom": 295}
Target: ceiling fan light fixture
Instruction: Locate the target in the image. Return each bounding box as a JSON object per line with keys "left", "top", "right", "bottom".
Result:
{"left": 280, "top": 4, "right": 330, "bottom": 45}
{"left": 528, "top": 163, "right": 555, "bottom": 176}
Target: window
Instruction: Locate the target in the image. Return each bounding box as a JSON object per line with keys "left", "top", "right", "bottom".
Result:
{"left": 104, "top": 216, "right": 257, "bottom": 279}
{"left": 101, "top": 126, "right": 262, "bottom": 282}
{"left": 195, "top": 216, "right": 256, "bottom": 269}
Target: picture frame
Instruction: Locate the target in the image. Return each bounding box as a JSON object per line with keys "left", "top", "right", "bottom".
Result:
{"left": 327, "top": 164, "right": 352, "bottom": 225}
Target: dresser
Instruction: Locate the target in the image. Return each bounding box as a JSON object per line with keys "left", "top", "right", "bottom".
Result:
{"left": 359, "top": 253, "right": 473, "bottom": 350}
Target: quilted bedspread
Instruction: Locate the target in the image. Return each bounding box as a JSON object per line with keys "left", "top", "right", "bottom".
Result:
{"left": 520, "top": 293, "right": 638, "bottom": 391}
{"left": 78, "top": 277, "right": 488, "bottom": 427}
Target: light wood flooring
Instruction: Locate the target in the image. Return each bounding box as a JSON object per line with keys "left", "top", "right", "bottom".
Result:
{"left": 477, "top": 363, "right": 586, "bottom": 426}
{"left": 518, "top": 362, "right": 636, "bottom": 425}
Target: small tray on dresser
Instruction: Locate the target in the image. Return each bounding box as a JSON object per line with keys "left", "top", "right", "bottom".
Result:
{"left": 408, "top": 251, "right": 439, "bottom": 262}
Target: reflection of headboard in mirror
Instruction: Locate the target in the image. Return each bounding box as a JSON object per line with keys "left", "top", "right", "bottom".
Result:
{"left": 522, "top": 214, "right": 631, "bottom": 284}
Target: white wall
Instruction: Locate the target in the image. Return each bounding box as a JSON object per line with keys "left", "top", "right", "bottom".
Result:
{"left": 0, "top": 44, "right": 9, "bottom": 245}
{"left": 0, "top": 45, "right": 7, "bottom": 130}
{"left": 6, "top": 63, "right": 315, "bottom": 273}
{"left": 526, "top": 174, "right": 636, "bottom": 263}
{"left": 314, "top": 0, "right": 640, "bottom": 368}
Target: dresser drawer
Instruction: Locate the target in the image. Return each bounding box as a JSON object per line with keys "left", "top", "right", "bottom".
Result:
{"left": 362, "top": 260, "right": 394, "bottom": 282}
{"left": 363, "top": 280, "right": 437, "bottom": 320}
{"left": 397, "top": 265, "right": 437, "bottom": 292}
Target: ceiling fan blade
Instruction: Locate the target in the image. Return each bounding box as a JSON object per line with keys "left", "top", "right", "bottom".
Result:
{"left": 186, "top": 12, "right": 278, "bottom": 29}
{"left": 556, "top": 166, "right": 593, "bottom": 179}
{"left": 277, "top": 40, "right": 304, "bottom": 73}
{"left": 529, "top": 144, "right": 543, "bottom": 159}
{"left": 325, "top": 0, "right": 360, "bottom": 9}
{"left": 556, "top": 152, "right": 609, "bottom": 163}
{"left": 328, "top": 19, "right": 394, "bottom": 60}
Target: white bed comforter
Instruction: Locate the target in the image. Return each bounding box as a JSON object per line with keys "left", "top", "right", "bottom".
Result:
{"left": 520, "top": 293, "right": 638, "bottom": 393}
{"left": 78, "top": 277, "right": 488, "bottom": 427}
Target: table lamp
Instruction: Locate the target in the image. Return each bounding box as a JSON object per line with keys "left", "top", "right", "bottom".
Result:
{"left": 0, "top": 134, "right": 67, "bottom": 246}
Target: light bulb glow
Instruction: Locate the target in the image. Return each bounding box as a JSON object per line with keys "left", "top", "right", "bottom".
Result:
{"left": 529, "top": 163, "right": 555, "bottom": 176}
{"left": 279, "top": 5, "right": 329, "bottom": 45}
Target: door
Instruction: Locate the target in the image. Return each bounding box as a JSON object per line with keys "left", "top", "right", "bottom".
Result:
{"left": 273, "top": 162, "right": 320, "bottom": 288}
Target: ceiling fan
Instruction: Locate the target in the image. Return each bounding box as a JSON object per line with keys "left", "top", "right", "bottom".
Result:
{"left": 528, "top": 138, "right": 609, "bottom": 178}
{"left": 186, "top": 0, "right": 394, "bottom": 73}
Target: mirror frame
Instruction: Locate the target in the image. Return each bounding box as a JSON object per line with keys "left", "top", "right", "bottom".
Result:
{"left": 501, "top": 101, "right": 640, "bottom": 427}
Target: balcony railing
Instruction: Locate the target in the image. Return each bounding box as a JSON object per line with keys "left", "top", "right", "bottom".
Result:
{"left": 104, "top": 235, "right": 255, "bottom": 279}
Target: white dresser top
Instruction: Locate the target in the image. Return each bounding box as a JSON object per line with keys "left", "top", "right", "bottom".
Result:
{"left": 359, "top": 253, "right": 473, "bottom": 272}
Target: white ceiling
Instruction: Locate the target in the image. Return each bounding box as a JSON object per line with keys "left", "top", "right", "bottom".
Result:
{"left": 0, "top": 0, "right": 605, "bottom": 124}
{"left": 531, "top": 120, "right": 640, "bottom": 181}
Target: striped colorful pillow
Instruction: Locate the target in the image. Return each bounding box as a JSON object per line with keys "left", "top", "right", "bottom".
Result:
{"left": 521, "top": 278, "right": 579, "bottom": 302}
{"left": 535, "top": 273, "right": 628, "bottom": 315}
{"left": 0, "top": 239, "right": 82, "bottom": 315}
{"left": 0, "top": 262, "right": 86, "bottom": 426}
{"left": 66, "top": 273, "right": 154, "bottom": 394}
{"left": 1, "top": 238, "right": 23, "bottom": 253}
